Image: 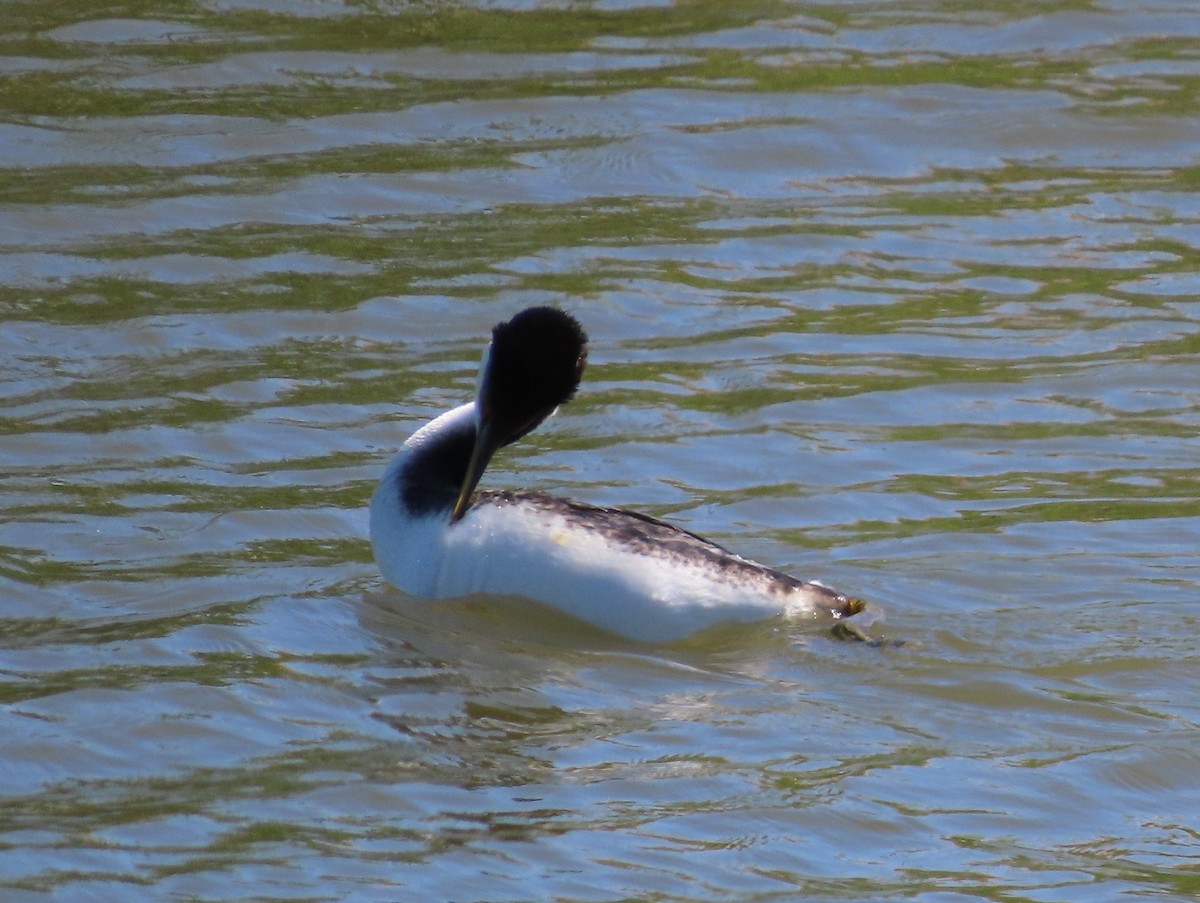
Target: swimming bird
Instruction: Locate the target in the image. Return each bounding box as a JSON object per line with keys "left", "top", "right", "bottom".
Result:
{"left": 369, "top": 306, "right": 867, "bottom": 642}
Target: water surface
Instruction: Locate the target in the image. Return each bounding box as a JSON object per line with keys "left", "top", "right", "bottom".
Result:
{"left": 2, "top": 1, "right": 1199, "bottom": 900}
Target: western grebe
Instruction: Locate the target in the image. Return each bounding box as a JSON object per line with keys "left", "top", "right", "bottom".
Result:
{"left": 369, "top": 306, "right": 868, "bottom": 642}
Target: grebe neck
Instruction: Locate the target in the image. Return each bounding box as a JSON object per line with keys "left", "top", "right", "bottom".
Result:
{"left": 393, "top": 402, "right": 477, "bottom": 518}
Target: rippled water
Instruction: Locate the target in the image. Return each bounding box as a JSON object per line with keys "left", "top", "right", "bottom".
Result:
{"left": 3, "top": 1, "right": 1200, "bottom": 900}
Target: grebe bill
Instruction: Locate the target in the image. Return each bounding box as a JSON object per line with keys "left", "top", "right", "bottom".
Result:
{"left": 369, "top": 307, "right": 866, "bottom": 642}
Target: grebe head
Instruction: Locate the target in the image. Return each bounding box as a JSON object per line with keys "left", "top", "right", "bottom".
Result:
{"left": 452, "top": 307, "right": 588, "bottom": 521}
